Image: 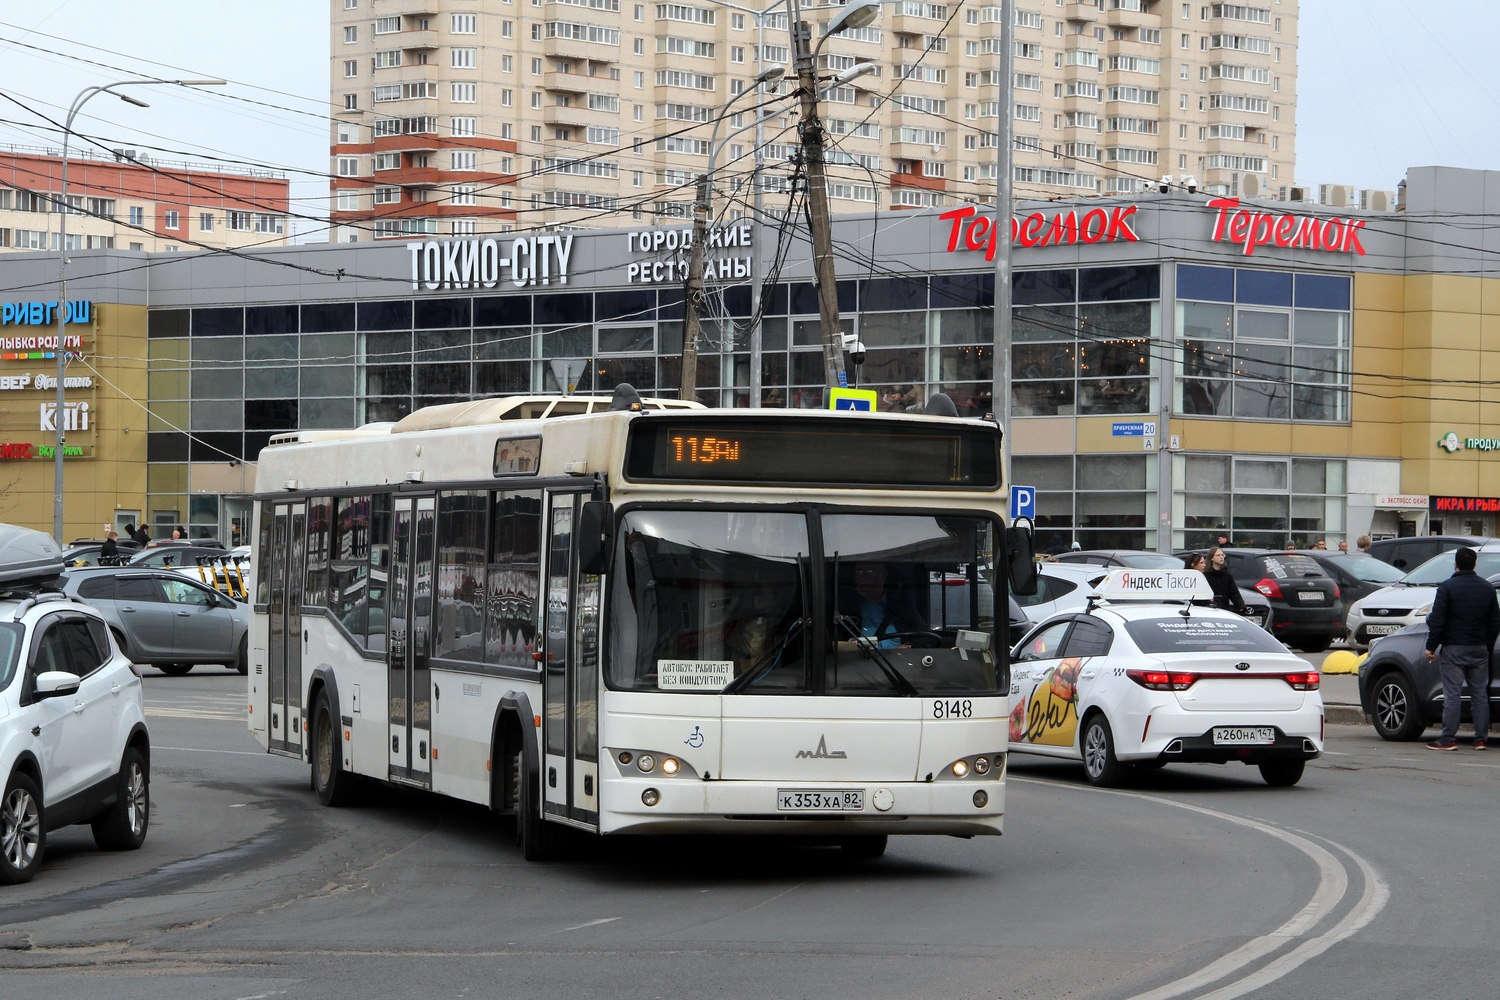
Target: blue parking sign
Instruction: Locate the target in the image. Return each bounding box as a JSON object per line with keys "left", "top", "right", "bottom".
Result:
{"left": 1010, "top": 486, "right": 1035, "bottom": 521}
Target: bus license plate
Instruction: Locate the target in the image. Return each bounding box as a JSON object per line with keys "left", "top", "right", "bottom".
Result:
{"left": 1213, "top": 727, "right": 1276, "bottom": 745}
{"left": 777, "top": 789, "right": 864, "bottom": 812}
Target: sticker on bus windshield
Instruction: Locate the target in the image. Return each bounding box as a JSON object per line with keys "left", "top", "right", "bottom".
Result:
{"left": 657, "top": 660, "right": 735, "bottom": 690}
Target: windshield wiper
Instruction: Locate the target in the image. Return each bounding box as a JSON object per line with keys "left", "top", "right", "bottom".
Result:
{"left": 834, "top": 615, "right": 920, "bottom": 697}
{"left": 722, "top": 618, "right": 806, "bottom": 695}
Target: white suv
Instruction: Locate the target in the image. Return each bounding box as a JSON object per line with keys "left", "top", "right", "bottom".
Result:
{"left": 1, "top": 527, "right": 150, "bottom": 885}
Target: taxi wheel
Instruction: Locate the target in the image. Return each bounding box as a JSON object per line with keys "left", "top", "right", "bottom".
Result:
{"left": 1258, "top": 760, "right": 1305, "bottom": 787}
{"left": 1081, "top": 714, "right": 1123, "bottom": 787}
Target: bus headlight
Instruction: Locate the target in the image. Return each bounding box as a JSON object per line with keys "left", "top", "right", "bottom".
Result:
{"left": 973, "top": 790, "right": 988, "bottom": 808}
{"left": 972, "top": 755, "right": 991, "bottom": 775}
{"left": 637, "top": 754, "right": 656, "bottom": 773}
{"left": 618, "top": 751, "right": 633, "bottom": 766}
{"left": 951, "top": 759, "right": 969, "bottom": 777}
{"left": 661, "top": 757, "right": 680, "bottom": 776}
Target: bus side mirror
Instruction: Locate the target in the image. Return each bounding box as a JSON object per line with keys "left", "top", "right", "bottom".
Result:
{"left": 1006, "top": 523, "right": 1038, "bottom": 597}
{"left": 577, "top": 501, "right": 614, "bottom": 575}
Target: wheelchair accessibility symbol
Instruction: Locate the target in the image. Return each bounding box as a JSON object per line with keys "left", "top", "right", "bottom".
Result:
{"left": 684, "top": 725, "right": 705, "bottom": 748}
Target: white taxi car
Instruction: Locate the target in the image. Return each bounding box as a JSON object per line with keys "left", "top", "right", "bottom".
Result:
{"left": 1007, "top": 569, "right": 1322, "bottom": 787}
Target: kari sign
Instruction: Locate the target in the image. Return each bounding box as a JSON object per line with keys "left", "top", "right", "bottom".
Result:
{"left": 940, "top": 205, "right": 1141, "bottom": 261}
{"left": 1207, "top": 197, "right": 1367, "bottom": 257}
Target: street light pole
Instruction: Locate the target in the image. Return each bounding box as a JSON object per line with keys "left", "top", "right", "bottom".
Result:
{"left": 788, "top": 0, "right": 881, "bottom": 395}
{"left": 992, "top": 1, "right": 1015, "bottom": 481}
{"left": 52, "top": 77, "right": 224, "bottom": 545}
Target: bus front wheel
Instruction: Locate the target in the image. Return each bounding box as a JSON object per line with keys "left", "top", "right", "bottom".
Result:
{"left": 513, "top": 750, "right": 564, "bottom": 862}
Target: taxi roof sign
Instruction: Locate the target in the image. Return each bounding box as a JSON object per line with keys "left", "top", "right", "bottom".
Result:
{"left": 1092, "top": 568, "right": 1213, "bottom": 603}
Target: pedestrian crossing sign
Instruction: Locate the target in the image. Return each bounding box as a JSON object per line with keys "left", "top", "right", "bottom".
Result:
{"left": 828, "top": 388, "right": 878, "bottom": 411}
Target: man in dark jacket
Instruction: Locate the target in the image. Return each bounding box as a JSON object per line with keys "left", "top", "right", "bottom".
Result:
{"left": 1424, "top": 547, "right": 1500, "bottom": 750}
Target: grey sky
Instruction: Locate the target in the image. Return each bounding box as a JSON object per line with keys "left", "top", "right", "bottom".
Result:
{"left": 0, "top": 0, "right": 1494, "bottom": 236}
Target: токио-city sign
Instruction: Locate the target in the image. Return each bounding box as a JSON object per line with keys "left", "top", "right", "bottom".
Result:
{"left": 1, "top": 300, "right": 92, "bottom": 327}
{"left": 408, "top": 236, "right": 575, "bottom": 290}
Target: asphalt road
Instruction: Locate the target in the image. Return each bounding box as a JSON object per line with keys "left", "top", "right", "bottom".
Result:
{"left": 0, "top": 665, "right": 1492, "bottom": 1000}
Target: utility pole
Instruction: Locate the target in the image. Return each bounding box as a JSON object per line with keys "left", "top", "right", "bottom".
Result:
{"left": 792, "top": 15, "right": 848, "bottom": 392}
{"left": 680, "top": 172, "right": 712, "bottom": 401}
{"left": 992, "top": 0, "right": 1015, "bottom": 476}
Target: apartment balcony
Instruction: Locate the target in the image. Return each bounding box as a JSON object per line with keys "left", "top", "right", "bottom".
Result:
{"left": 374, "top": 133, "right": 444, "bottom": 155}
{"left": 543, "top": 104, "right": 615, "bottom": 129}
{"left": 1064, "top": 1, "right": 1100, "bottom": 22}
{"left": 400, "top": 34, "right": 440, "bottom": 53}
{"left": 544, "top": 37, "right": 617, "bottom": 64}
{"left": 1103, "top": 1, "right": 1160, "bottom": 27}
{"left": 544, "top": 71, "right": 594, "bottom": 94}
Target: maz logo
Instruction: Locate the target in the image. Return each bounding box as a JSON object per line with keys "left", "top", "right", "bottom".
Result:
{"left": 795, "top": 735, "right": 847, "bottom": 760}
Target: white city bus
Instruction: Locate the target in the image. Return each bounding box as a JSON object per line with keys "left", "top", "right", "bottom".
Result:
{"left": 248, "top": 391, "right": 1032, "bottom": 859}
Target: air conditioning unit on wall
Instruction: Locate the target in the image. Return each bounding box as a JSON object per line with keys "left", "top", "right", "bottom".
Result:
{"left": 1320, "top": 184, "right": 1356, "bottom": 208}
{"left": 1287, "top": 186, "right": 1309, "bottom": 202}
{"left": 1360, "top": 189, "right": 1396, "bottom": 212}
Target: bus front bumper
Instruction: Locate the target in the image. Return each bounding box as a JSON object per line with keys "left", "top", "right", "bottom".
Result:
{"left": 598, "top": 776, "right": 1005, "bottom": 837}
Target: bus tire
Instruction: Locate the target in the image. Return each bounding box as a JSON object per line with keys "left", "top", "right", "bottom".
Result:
{"left": 839, "top": 835, "right": 888, "bottom": 861}
{"left": 513, "top": 750, "right": 563, "bottom": 862}
{"left": 311, "top": 691, "right": 358, "bottom": 807}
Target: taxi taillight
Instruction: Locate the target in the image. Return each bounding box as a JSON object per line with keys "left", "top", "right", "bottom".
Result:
{"left": 1128, "top": 669, "right": 1320, "bottom": 691}
{"left": 1126, "top": 669, "right": 1198, "bottom": 691}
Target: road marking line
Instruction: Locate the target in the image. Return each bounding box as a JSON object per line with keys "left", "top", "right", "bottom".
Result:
{"left": 561, "top": 917, "right": 620, "bottom": 932}
{"left": 154, "top": 745, "right": 265, "bottom": 756}
{"left": 1012, "top": 776, "right": 1385, "bottom": 1000}
{"left": 1456, "top": 762, "right": 1500, "bottom": 769}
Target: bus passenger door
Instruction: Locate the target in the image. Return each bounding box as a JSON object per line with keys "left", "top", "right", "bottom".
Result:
{"left": 268, "top": 501, "right": 306, "bottom": 758}
{"left": 389, "top": 495, "right": 435, "bottom": 787}
{"left": 541, "top": 492, "right": 600, "bottom": 830}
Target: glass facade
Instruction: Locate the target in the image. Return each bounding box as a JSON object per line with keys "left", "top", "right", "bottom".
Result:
{"left": 1175, "top": 455, "right": 1346, "bottom": 551}
{"left": 1175, "top": 264, "right": 1352, "bottom": 423}
{"left": 1011, "top": 454, "right": 1160, "bottom": 551}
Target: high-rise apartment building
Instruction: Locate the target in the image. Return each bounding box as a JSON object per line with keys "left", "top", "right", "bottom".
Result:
{"left": 328, "top": 0, "right": 1296, "bottom": 240}
{"left": 0, "top": 147, "right": 290, "bottom": 254}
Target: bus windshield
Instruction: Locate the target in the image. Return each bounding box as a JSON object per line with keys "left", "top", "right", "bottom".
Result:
{"left": 607, "top": 509, "right": 1000, "bottom": 696}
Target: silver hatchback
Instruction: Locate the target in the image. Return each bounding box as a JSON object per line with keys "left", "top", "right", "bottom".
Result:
{"left": 60, "top": 568, "right": 249, "bottom": 675}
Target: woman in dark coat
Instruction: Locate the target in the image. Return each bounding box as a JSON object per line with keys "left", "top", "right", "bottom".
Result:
{"left": 1203, "top": 548, "right": 1246, "bottom": 613}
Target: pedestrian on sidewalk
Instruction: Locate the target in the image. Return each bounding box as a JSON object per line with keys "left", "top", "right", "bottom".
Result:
{"left": 1424, "top": 546, "right": 1499, "bottom": 751}
{"left": 1204, "top": 548, "right": 1247, "bottom": 615}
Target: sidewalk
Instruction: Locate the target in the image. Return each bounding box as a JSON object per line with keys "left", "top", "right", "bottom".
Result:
{"left": 1320, "top": 674, "right": 1364, "bottom": 726}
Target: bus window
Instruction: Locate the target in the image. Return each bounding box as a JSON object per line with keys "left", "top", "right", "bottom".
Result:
{"left": 485, "top": 491, "right": 542, "bottom": 669}
{"left": 608, "top": 510, "right": 810, "bottom": 693}
{"left": 436, "top": 491, "right": 487, "bottom": 663}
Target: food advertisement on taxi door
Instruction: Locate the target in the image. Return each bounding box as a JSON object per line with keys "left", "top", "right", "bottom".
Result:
{"left": 1009, "top": 657, "right": 1083, "bottom": 748}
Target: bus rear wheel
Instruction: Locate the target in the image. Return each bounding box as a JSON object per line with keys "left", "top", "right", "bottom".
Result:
{"left": 513, "top": 750, "right": 563, "bottom": 862}
{"left": 311, "top": 692, "right": 358, "bottom": 807}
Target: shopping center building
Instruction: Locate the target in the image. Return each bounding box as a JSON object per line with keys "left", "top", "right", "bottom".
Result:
{"left": 2, "top": 164, "right": 1498, "bottom": 550}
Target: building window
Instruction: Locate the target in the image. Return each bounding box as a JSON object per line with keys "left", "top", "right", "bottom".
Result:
{"left": 452, "top": 219, "right": 477, "bottom": 235}
{"left": 344, "top": 94, "right": 359, "bottom": 111}
{"left": 1175, "top": 263, "right": 1351, "bottom": 425}
{"left": 503, "top": 19, "right": 514, "bottom": 37}
{"left": 450, "top": 186, "right": 476, "bottom": 206}
{"left": 451, "top": 116, "right": 477, "bottom": 137}
{"left": 336, "top": 190, "right": 362, "bottom": 211}
{"left": 344, "top": 60, "right": 358, "bottom": 78}
{"left": 1012, "top": 454, "right": 1158, "bottom": 551}
{"left": 451, "top": 150, "right": 478, "bottom": 170}
{"left": 164, "top": 210, "right": 180, "bottom": 230}
{"left": 452, "top": 82, "right": 477, "bottom": 102}
{"left": 344, "top": 25, "right": 357, "bottom": 43}
{"left": 128, "top": 206, "right": 144, "bottom": 226}
{"left": 227, "top": 211, "right": 251, "bottom": 231}
{"left": 452, "top": 47, "right": 477, "bottom": 69}
{"left": 502, "top": 55, "right": 513, "bottom": 72}
{"left": 200, "top": 212, "right": 214, "bottom": 232}
{"left": 374, "top": 152, "right": 400, "bottom": 170}
{"left": 452, "top": 12, "right": 477, "bottom": 33}
{"left": 337, "top": 156, "right": 361, "bottom": 176}
{"left": 374, "top": 186, "right": 400, "bottom": 204}
{"left": 1174, "top": 455, "right": 1346, "bottom": 551}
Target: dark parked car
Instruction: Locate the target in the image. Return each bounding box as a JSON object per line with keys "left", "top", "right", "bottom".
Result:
{"left": 1303, "top": 552, "right": 1406, "bottom": 632}
{"left": 1058, "top": 549, "right": 1274, "bottom": 632}
{"left": 60, "top": 541, "right": 141, "bottom": 567}
{"left": 1358, "top": 574, "right": 1500, "bottom": 740}
{"left": 1368, "top": 535, "right": 1483, "bottom": 571}
{"left": 60, "top": 567, "right": 250, "bottom": 675}
{"left": 1214, "top": 549, "right": 1342, "bottom": 652}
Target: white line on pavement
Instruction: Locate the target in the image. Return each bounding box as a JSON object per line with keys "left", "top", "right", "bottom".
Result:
{"left": 154, "top": 745, "right": 265, "bottom": 756}
{"left": 562, "top": 917, "right": 621, "bottom": 932}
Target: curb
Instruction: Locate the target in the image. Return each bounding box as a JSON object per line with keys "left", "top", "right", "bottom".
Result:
{"left": 1325, "top": 705, "right": 1366, "bottom": 726}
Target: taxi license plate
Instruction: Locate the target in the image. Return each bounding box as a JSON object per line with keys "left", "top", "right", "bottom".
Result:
{"left": 1296, "top": 591, "right": 1323, "bottom": 602}
{"left": 1365, "top": 624, "right": 1399, "bottom": 636}
{"left": 1213, "top": 727, "right": 1276, "bottom": 745}
{"left": 777, "top": 789, "right": 864, "bottom": 812}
